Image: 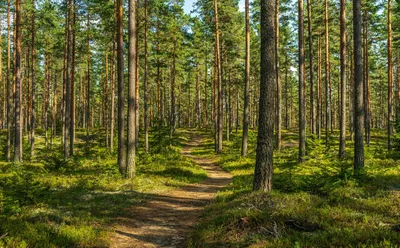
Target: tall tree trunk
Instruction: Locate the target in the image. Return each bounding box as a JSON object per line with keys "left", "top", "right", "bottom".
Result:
{"left": 105, "top": 49, "right": 109, "bottom": 147}
{"left": 363, "top": 9, "right": 371, "bottom": 146}
{"left": 30, "top": 0, "right": 36, "bottom": 157}
{"left": 6, "top": 0, "right": 11, "bottom": 162}
{"left": 110, "top": 42, "right": 116, "bottom": 152}
{"left": 353, "top": 0, "right": 364, "bottom": 172}
{"left": 339, "top": 0, "right": 346, "bottom": 159}
{"left": 275, "top": 0, "right": 282, "bottom": 151}
{"left": 135, "top": 2, "right": 139, "bottom": 149}
{"left": 241, "top": 0, "right": 250, "bottom": 157}
{"left": 253, "top": 0, "right": 275, "bottom": 192}
{"left": 306, "top": 0, "right": 314, "bottom": 135}
{"left": 324, "top": 0, "right": 330, "bottom": 147}
{"left": 144, "top": 0, "right": 149, "bottom": 152}
{"left": 388, "top": 0, "right": 393, "bottom": 150}
{"left": 214, "top": 0, "right": 223, "bottom": 153}
{"left": 117, "top": 0, "right": 126, "bottom": 174}
{"left": 127, "top": 0, "right": 137, "bottom": 178}
{"left": 14, "top": 0, "right": 22, "bottom": 162}
{"left": 298, "top": 0, "right": 306, "bottom": 163}
{"left": 86, "top": 11, "right": 91, "bottom": 148}
{"left": 317, "top": 36, "right": 322, "bottom": 139}
{"left": 64, "top": 0, "right": 72, "bottom": 159}
{"left": 70, "top": 0, "right": 76, "bottom": 156}
{"left": 170, "top": 36, "right": 177, "bottom": 137}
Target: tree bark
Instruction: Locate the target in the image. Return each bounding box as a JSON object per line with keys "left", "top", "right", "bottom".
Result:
{"left": 144, "top": 0, "right": 149, "bottom": 152}
{"left": 30, "top": 0, "right": 36, "bottom": 157}
{"left": 6, "top": 0, "right": 11, "bottom": 162}
{"left": 306, "top": 0, "right": 314, "bottom": 135}
{"left": 275, "top": 0, "right": 282, "bottom": 151}
{"left": 14, "top": 0, "right": 22, "bottom": 162}
{"left": 127, "top": 0, "right": 137, "bottom": 178}
{"left": 214, "top": 0, "right": 223, "bottom": 153}
{"left": 70, "top": 0, "right": 76, "bottom": 156}
{"left": 324, "top": 0, "right": 330, "bottom": 147}
{"left": 117, "top": 0, "right": 126, "bottom": 174}
{"left": 241, "top": 0, "right": 250, "bottom": 157}
{"left": 298, "top": 0, "right": 306, "bottom": 163}
{"left": 339, "top": 0, "right": 346, "bottom": 159}
{"left": 253, "top": 0, "right": 275, "bottom": 192}
{"left": 388, "top": 0, "right": 393, "bottom": 150}
{"left": 353, "top": 0, "right": 364, "bottom": 172}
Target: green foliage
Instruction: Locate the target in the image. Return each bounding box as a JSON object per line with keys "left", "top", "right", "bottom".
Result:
{"left": 188, "top": 130, "right": 400, "bottom": 247}
{"left": 0, "top": 129, "right": 207, "bottom": 247}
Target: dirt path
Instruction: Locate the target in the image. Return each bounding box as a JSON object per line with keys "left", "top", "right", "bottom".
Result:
{"left": 110, "top": 134, "right": 232, "bottom": 248}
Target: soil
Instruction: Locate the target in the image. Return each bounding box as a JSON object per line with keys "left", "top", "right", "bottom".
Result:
{"left": 109, "top": 134, "right": 232, "bottom": 248}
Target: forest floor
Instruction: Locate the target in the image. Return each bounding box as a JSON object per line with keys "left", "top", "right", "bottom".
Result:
{"left": 110, "top": 133, "right": 232, "bottom": 247}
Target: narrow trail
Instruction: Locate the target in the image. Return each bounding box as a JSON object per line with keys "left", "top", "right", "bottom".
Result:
{"left": 110, "top": 134, "right": 232, "bottom": 248}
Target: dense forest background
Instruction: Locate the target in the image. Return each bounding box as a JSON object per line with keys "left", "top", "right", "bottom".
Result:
{"left": 0, "top": 0, "right": 400, "bottom": 246}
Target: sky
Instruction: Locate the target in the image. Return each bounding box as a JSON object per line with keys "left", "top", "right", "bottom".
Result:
{"left": 183, "top": 0, "right": 247, "bottom": 15}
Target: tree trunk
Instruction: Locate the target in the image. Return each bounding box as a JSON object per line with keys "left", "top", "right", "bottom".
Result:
{"left": 64, "top": 0, "right": 72, "bottom": 159}
{"left": 214, "top": 0, "right": 223, "bottom": 153}
{"left": 298, "top": 0, "right": 306, "bottom": 163}
{"left": 339, "top": 0, "right": 346, "bottom": 159}
{"left": 30, "top": 0, "right": 36, "bottom": 157}
{"left": 86, "top": 11, "right": 91, "bottom": 148}
{"left": 117, "top": 0, "right": 126, "bottom": 174}
{"left": 306, "top": 0, "right": 314, "bottom": 135}
{"left": 110, "top": 42, "right": 116, "bottom": 152}
{"left": 353, "top": 0, "right": 364, "bottom": 172}
{"left": 70, "top": 0, "right": 76, "bottom": 156}
{"left": 241, "top": 0, "right": 250, "bottom": 156}
{"left": 127, "top": 0, "right": 137, "bottom": 178}
{"left": 388, "top": 0, "right": 393, "bottom": 150}
{"left": 6, "top": 0, "right": 11, "bottom": 162}
{"left": 144, "top": 0, "right": 149, "bottom": 152}
{"left": 317, "top": 36, "right": 322, "bottom": 139}
{"left": 14, "top": 0, "right": 22, "bottom": 162}
{"left": 253, "top": 0, "right": 275, "bottom": 192}
{"left": 275, "top": 0, "right": 282, "bottom": 151}
{"left": 324, "top": 0, "right": 330, "bottom": 147}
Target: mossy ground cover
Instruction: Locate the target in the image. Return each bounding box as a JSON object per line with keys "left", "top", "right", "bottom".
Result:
{"left": 0, "top": 128, "right": 207, "bottom": 247}
{"left": 189, "top": 129, "right": 400, "bottom": 247}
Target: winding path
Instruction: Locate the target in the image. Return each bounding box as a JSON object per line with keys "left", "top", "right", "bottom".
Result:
{"left": 110, "top": 134, "right": 232, "bottom": 248}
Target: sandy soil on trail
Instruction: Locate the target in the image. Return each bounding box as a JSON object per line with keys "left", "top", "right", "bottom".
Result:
{"left": 109, "top": 136, "right": 232, "bottom": 248}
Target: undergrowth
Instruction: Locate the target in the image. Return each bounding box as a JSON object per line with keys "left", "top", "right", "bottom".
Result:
{"left": 188, "top": 129, "right": 400, "bottom": 248}
{"left": 0, "top": 128, "right": 206, "bottom": 247}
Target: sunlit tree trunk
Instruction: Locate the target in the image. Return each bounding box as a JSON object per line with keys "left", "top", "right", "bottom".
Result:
{"left": 127, "top": 0, "right": 137, "bottom": 178}
{"left": 388, "top": 0, "right": 393, "bottom": 150}
{"left": 253, "top": 0, "right": 275, "bottom": 192}
{"left": 339, "top": 0, "right": 346, "bottom": 159}
{"left": 117, "top": 0, "right": 126, "bottom": 174}
{"left": 324, "top": 0, "right": 330, "bottom": 147}
{"left": 298, "top": 0, "right": 306, "bottom": 163}
{"left": 6, "top": 0, "right": 11, "bottom": 162}
{"left": 306, "top": 0, "right": 314, "bottom": 135}
{"left": 275, "top": 0, "right": 282, "bottom": 151}
{"left": 353, "top": 0, "right": 364, "bottom": 172}
{"left": 241, "top": 0, "right": 250, "bottom": 157}
{"left": 214, "top": 0, "right": 223, "bottom": 153}
{"left": 14, "top": 0, "right": 22, "bottom": 162}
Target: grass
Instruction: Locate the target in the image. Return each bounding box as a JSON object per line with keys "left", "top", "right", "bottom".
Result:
{"left": 0, "top": 128, "right": 207, "bottom": 247}
{"left": 188, "top": 129, "right": 400, "bottom": 247}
